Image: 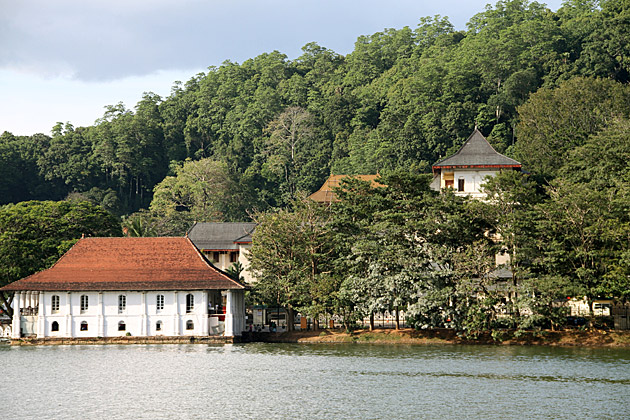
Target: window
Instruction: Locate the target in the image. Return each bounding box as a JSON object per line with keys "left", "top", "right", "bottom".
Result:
{"left": 212, "top": 252, "right": 220, "bottom": 262}
{"left": 186, "top": 294, "right": 194, "bottom": 313}
{"left": 118, "top": 295, "right": 126, "bottom": 314}
{"left": 118, "top": 321, "right": 126, "bottom": 331}
{"left": 458, "top": 178, "right": 465, "bottom": 192}
{"left": 80, "top": 321, "right": 88, "bottom": 331}
{"left": 51, "top": 321, "right": 59, "bottom": 332}
{"left": 186, "top": 320, "right": 194, "bottom": 330}
{"left": 156, "top": 294, "right": 164, "bottom": 312}
{"left": 444, "top": 179, "right": 454, "bottom": 189}
{"left": 156, "top": 321, "right": 162, "bottom": 331}
{"left": 51, "top": 295, "right": 60, "bottom": 313}
{"left": 230, "top": 252, "right": 238, "bottom": 263}
{"left": 80, "top": 295, "right": 89, "bottom": 313}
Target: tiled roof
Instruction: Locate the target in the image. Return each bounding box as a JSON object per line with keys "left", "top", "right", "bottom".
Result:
{"left": 187, "top": 222, "right": 256, "bottom": 250}
{"left": 308, "top": 174, "right": 384, "bottom": 203}
{"left": 432, "top": 129, "right": 521, "bottom": 170}
{"left": 0, "top": 237, "right": 245, "bottom": 292}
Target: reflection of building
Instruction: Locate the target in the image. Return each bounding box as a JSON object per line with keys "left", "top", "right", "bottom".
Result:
{"left": 308, "top": 174, "right": 384, "bottom": 204}
{"left": 187, "top": 222, "right": 256, "bottom": 284}
{"left": 1, "top": 237, "right": 247, "bottom": 340}
{"left": 430, "top": 128, "right": 521, "bottom": 197}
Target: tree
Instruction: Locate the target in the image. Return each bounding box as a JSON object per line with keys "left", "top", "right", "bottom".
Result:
{"left": 258, "top": 106, "right": 330, "bottom": 204}
{"left": 249, "top": 195, "right": 337, "bottom": 331}
{"left": 514, "top": 77, "right": 630, "bottom": 179}
{"left": 0, "top": 200, "right": 121, "bottom": 316}
{"left": 149, "top": 158, "right": 235, "bottom": 235}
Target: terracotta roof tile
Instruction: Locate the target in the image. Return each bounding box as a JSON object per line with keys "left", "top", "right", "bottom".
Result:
{"left": 0, "top": 237, "right": 245, "bottom": 292}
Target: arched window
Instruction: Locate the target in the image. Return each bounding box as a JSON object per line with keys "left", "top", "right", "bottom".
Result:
{"left": 156, "top": 321, "right": 162, "bottom": 331}
{"left": 80, "top": 321, "right": 88, "bottom": 331}
{"left": 51, "top": 295, "right": 60, "bottom": 313}
{"left": 186, "top": 320, "right": 194, "bottom": 330}
{"left": 118, "top": 321, "right": 126, "bottom": 331}
{"left": 156, "top": 294, "right": 164, "bottom": 312}
{"left": 118, "top": 295, "right": 126, "bottom": 313}
{"left": 51, "top": 321, "right": 59, "bottom": 332}
{"left": 186, "top": 294, "right": 194, "bottom": 313}
{"left": 80, "top": 295, "right": 89, "bottom": 313}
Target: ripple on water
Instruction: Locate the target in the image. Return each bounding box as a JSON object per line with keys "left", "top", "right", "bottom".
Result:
{"left": 0, "top": 343, "right": 628, "bottom": 420}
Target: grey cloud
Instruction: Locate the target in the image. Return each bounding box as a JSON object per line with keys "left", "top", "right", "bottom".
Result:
{"left": 0, "top": 0, "right": 564, "bottom": 82}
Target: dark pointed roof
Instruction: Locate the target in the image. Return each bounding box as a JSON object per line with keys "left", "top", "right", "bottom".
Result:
{"left": 0, "top": 237, "right": 246, "bottom": 292}
{"left": 187, "top": 222, "right": 256, "bottom": 250}
{"left": 432, "top": 129, "right": 521, "bottom": 170}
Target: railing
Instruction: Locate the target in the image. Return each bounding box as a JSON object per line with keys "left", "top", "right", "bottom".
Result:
{"left": 20, "top": 307, "right": 38, "bottom": 316}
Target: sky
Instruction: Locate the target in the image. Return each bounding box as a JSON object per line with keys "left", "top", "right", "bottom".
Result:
{"left": 0, "top": 0, "right": 564, "bottom": 136}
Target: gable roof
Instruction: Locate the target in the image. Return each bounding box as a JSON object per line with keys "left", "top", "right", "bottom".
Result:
{"left": 432, "top": 128, "right": 521, "bottom": 170}
{"left": 308, "top": 174, "right": 384, "bottom": 203}
{"left": 0, "top": 237, "right": 245, "bottom": 292}
{"left": 187, "top": 222, "right": 256, "bottom": 251}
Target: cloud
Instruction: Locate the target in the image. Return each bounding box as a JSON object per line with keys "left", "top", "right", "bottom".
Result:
{"left": 0, "top": 0, "right": 565, "bottom": 82}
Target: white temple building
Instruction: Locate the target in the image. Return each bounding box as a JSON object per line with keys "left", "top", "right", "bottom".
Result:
{"left": 1, "top": 237, "right": 247, "bottom": 340}
{"left": 430, "top": 128, "right": 522, "bottom": 198}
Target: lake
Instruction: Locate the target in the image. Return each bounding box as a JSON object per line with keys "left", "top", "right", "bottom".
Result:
{"left": 1, "top": 343, "right": 629, "bottom": 419}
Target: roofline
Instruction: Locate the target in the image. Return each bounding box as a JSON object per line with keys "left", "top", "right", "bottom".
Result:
{"left": 0, "top": 237, "right": 249, "bottom": 292}
{"left": 185, "top": 221, "right": 198, "bottom": 238}
{"left": 0, "top": 285, "right": 246, "bottom": 292}
{"left": 185, "top": 237, "right": 247, "bottom": 289}
{"left": 432, "top": 128, "right": 520, "bottom": 168}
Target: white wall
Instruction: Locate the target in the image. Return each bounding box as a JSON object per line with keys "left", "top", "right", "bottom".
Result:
{"left": 452, "top": 169, "right": 497, "bottom": 198}
{"left": 238, "top": 244, "right": 254, "bottom": 284}
{"left": 21, "top": 290, "right": 227, "bottom": 339}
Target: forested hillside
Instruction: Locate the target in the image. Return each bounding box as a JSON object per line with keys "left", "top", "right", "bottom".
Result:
{"left": 1, "top": 0, "right": 629, "bottom": 230}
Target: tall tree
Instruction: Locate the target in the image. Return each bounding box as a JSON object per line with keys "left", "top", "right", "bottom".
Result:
{"left": 249, "top": 195, "right": 337, "bottom": 330}
{"left": 149, "top": 158, "right": 236, "bottom": 235}
{"left": 0, "top": 200, "right": 121, "bottom": 316}
{"left": 514, "top": 77, "right": 630, "bottom": 179}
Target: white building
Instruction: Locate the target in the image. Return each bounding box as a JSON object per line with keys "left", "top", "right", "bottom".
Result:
{"left": 1, "top": 237, "right": 247, "bottom": 340}
{"left": 430, "top": 128, "right": 522, "bottom": 198}
{"left": 187, "top": 222, "right": 256, "bottom": 284}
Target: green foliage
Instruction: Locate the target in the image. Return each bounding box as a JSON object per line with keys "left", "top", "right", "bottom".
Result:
{"left": 249, "top": 195, "right": 337, "bottom": 328}
{"left": 514, "top": 77, "right": 630, "bottom": 179}
{"left": 4, "top": 1, "right": 630, "bottom": 333}
{"left": 148, "top": 158, "right": 236, "bottom": 235}
{"left": 0, "top": 200, "right": 121, "bottom": 314}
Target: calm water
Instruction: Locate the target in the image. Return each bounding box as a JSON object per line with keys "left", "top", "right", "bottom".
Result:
{"left": 1, "top": 343, "right": 629, "bottom": 419}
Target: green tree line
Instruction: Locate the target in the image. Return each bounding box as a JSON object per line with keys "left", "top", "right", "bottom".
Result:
{"left": 2, "top": 1, "right": 629, "bottom": 224}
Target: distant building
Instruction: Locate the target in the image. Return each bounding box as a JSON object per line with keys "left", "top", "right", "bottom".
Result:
{"left": 308, "top": 174, "right": 384, "bottom": 204}
{"left": 1, "top": 237, "right": 247, "bottom": 340}
{"left": 430, "top": 128, "right": 521, "bottom": 198}
{"left": 187, "top": 222, "right": 256, "bottom": 284}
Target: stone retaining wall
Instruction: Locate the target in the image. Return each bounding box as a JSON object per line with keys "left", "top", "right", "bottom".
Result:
{"left": 10, "top": 335, "right": 239, "bottom": 346}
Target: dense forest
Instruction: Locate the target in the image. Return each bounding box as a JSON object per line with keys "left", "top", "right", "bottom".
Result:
{"left": 2, "top": 0, "right": 630, "bottom": 330}
{"left": 1, "top": 1, "right": 627, "bottom": 224}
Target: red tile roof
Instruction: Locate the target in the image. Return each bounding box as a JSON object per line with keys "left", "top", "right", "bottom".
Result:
{"left": 0, "top": 237, "right": 246, "bottom": 292}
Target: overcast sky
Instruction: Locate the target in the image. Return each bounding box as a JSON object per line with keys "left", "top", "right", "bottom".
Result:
{"left": 0, "top": 0, "right": 564, "bottom": 136}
